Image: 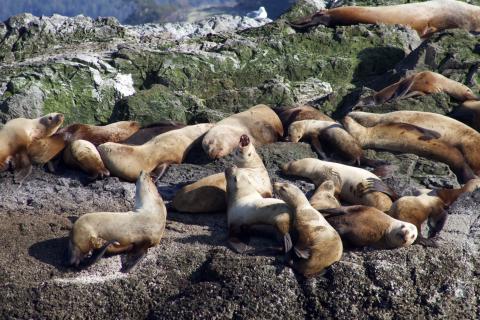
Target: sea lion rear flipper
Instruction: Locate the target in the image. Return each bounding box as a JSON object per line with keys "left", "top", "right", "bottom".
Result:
{"left": 293, "top": 246, "right": 311, "bottom": 259}
{"left": 361, "top": 178, "right": 398, "bottom": 200}
{"left": 391, "top": 77, "right": 416, "bottom": 101}
{"left": 121, "top": 243, "right": 149, "bottom": 273}
{"left": 284, "top": 233, "right": 293, "bottom": 253}
{"left": 427, "top": 209, "right": 448, "bottom": 238}
{"left": 152, "top": 163, "right": 169, "bottom": 182}
{"left": 311, "top": 139, "right": 329, "bottom": 160}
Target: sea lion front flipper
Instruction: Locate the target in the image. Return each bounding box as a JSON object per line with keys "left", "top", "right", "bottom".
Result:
{"left": 294, "top": 246, "right": 311, "bottom": 259}
{"left": 121, "top": 243, "right": 149, "bottom": 273}
{"left": 419, "top": 25, "right": 438, "bottom": 38}
{"left": 427, "top": 209, "right": 448, "bottom": 238}
{"left": 392, "top": 123, "right": 441, "bottom": 140}
{"left": 311, "top": 139, "right": 329, "bottom": 160}
{"left": 399, "top": 91, "right": 426, "bottom": 100}
{"left": 415, "top": 236, "right": 438, "bottom": 248}
{"left": 82, "top": 240, "right": 120, "bottom": 268}
{"left": 284, "top": 233, "right": 293, "bottom": 253}
{"left": 391, "top": 77, "right": 416, "bottom": 101}
{"left": 152, "top": 163, "right": 169, "bottom": 182}
{"left": 14, "top": 152, "right": 32, "bottom": 185}
{"left": 228, "top": 238, "right": 249, "bottom": 254}
{"left": 361, "top": 178, "right": 398, "bottom": 200}
{"left": 320, "top": 206, "right": 349, "bottom": 218}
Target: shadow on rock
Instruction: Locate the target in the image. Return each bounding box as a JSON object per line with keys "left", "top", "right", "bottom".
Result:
{"left": 28, "top": 236, "right": 70, "bottom": 271}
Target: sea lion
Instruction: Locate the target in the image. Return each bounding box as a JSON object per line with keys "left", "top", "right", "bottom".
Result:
{"left": 450, "top": 100, "right": 480, "bottom": 131}
{"left": 225, "top": 165, "right": 292, "bottom": 253}
{"left": 389, "top": 178, "right": 480, "bottom": 247}
{"left": 287, "top": 120, "right": 364, "bottom": 164}
{"left": 355, "top": 71, "right": 479, "bottom": 109}
{"left": 273, "top": 105, "right": 333, "bottom": 134}
{"left": 26, "top": 131, "right": 70, "bottom": 169}
{"left": 289, "top": 0, "right": 480, "bottom": 38}
{"left": 282, "top": 158, "right": 396, "bottom": 211}
{"left": 342, "top": 116, "right": 477, "bottom": 183}
{"left": 57, "top": 121, "right": 140, "bottom": 146}
{"left": 274, "top": 182, "right": 343, "bottom": 277}
{"left": 202, "top": 104, "right": 283, "bottom": 159}
{"left": 98, "top": 123, "right": 213, "bottom": 182}
{"left": 309, "top": 180, "right": 341, "bottom": 211}
{"left": 172, "top": 134, "right": 271, "bottom": 213}
{"left": 348, "top": 111, "right": 480, "bottom": 175}
{"left": 0, "top": 113, "right": 64, "bottom": 173}
{"left": 63, "top": 140, "right": 110, "bottom": 179}
{"left": 121, "top": 120, "right": 186, "bottom": 145}
{"left": 67, "top": 171, "right": 166, "bottom": 272}
{"left": 322, "top": 205, "right": 417, "bottom": 249}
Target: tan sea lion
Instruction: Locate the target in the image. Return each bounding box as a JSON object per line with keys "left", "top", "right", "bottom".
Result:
{"left": 309, "top": 180, "right": 341, "bottom": 211}
{"left": 389, "top": 178, "right": 480, "bottom": 247}
{"left": 289, "top": 0, "right": 480, "bottom": 38}
{"left": 348, "top": 111, "right": 480, "bottom": 175}
{"left": 274, "top": 182, "right": 342, "bottom": 277}
{"left": 0, "top": 113, "right": 64, "bottom": 174}
{"left": 322, "top": 205, "right": 417, "bottom": 249}
{"left": 57, "top": 121, "right": 140, "bottom": 146}
{"left": 355, "top": 71, "right": 479, "bottom": 108}
{"left": 67, "top": 171, "right": 166, "bottom": 272}
{"left": 63, "top": 140, "right": 110, "bottom": 179}
{"left": 121, "top": 120, "right": 186, "bottom": 145}
{"left": 287, "top": 119, "right": 364, "bottom": 164}
{"left": 282, "top": 158, "right": 396, "bottom": 211}
{"left": 273, "top": 105, "right": 333, "bottom": 134}
{"left": 173, "top": 134, "right": 271, "bottom": 213}
{"left": 342, "top": 116, "right": 477, "bottom": 183}
{"left": 98, "top": 123, "right": 213, "bottom": 182}
{"left": 202, "top": 104, "right": 283, "bottom": 159}
{"left": 225, "top": 165, "right": 292, "bottom": 253}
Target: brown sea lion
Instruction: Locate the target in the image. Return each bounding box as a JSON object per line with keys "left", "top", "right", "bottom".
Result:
{"left": 355, "top": 71, "right": 479, "bottom": 108}
{"left": 63, "top": 140, "right": 110, "bottom": 179}
{"left": 121, "top": 120, "right": 186, "bottom": 145}
{"left": 322, "top": 205, "right": 417, "bottom": 249}
{"left": 67, "top": 171, "right": 166, "bottom": 272}
{"left": 57, "top": 121, "right": 140, "bottom": 146}
{"left": 172, "top": 134, "right": 271, "bottom": 213}
{"left": 0, "top": 113, "right": 64, "bottom": 174}
{"left": 98, "top": 123, "right": 213, "bottom": 182}
{"left": 202, "top": 104, "right": 283, "bottom": 159}
{"left": 342, "top": 116, "right": 477, "bottom": 183}
{"left": 309, "top": 180, "right": 341, "bottom": 211}
{"left": 389, "top": 178, "right": 480, "bottom": 247}
{"left": 289, "top": 0, "right": 480, "bottom": 38}
{"left": 274, "top": 182, "right": 343, "bottom": 277}
{"left": 226, "top": 165, "right": 292, "bottom": 254}
{"left": 282, "top": 158, "right": 396, "bottom": 212}
{"left": 348, "top": 111, "right": 480, "bottom": 175}
{"left": 273, "top": 105, "right": 333, "bottom": 134}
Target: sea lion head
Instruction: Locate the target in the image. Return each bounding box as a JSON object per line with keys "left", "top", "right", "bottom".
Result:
{"left": 286, "top": 121, "right": 306, "bottom": 142}
{"left": 202, "top": 130, "right": 238, "bottom": 159}
{"left": 232, "top": 134, "right": 261, "bottom": 167}
{"left": 273, "top": 182, "right": 305, "bottom": 208}
{"left": 387, "top": 221, "right": 417, "bottom": 248}
{"left": 66, "top": 237, "right": 85, "bottom": 267}
{"left": 450, "top": 85, "right": 479, "bottom": 102}
{"left": 310, "top": 180, "right": 340, "bottom": 210}
{"left": 38, "top": 113, "right": 64, "bottom": 137}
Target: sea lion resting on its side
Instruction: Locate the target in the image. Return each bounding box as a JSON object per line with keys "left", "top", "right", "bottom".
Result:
{"left": 67, "top": 171, "right": 167, "bottom": 272}
{"left": 63, "top": 140, "right": 110, "bottom": 179}
{"left": 273, "top": 105, "right": 333, "bottom": 135}
{"left": 173, "top": 134, "right": 271, "bottom": 213}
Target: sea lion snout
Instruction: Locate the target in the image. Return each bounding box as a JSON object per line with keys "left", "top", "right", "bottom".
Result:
{"left": 399, "top": 223, "right": 417, "bottom": 246}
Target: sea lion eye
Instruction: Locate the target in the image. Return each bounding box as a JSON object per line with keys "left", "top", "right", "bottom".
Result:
{"left": 48, "top": 116, "right": 53, "bottom": 121}
{"left": 248, "top": 153, "right": 251, "bottom": 156}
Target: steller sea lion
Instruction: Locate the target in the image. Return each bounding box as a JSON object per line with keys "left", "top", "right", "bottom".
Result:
{"left": 202, "top": 104, "right": 283, "bottom": 159}
{"left": 355, "top": 71, "right": 479, "bottom": 109}
{"left": 172, "top": 134, "right": 271, "bottom": 213}
{"left": 67, "top": 171, "right": 167, "bottom": 272}
{"left": 273, "top": 105, "right": 333, "bottom": 134}
{"left": 348, "top": 110, "right": 480, "bottom": 176}
{"left": 322, "top": 205, "right": 417, "bottom": 249}
{"left": 63, "top": 140, "right": 110, "bottom": 179}
{"left": 289, "top": 0, "right": 480, "bottom": 38}
{"left": 98, "top": 123, "right": 214, "bottom": 182}
{"left": 57, "top": 121, "right": 140, "bottom": 146}
{"left": 274, "top": 182, "right": 343, "bottom": 277}
{"left": 225, "top": 165, "right": 292, "bottom": 254}
{"left": 120, "top": 120, "right": 186, "bottom": 145}
{"left": 309, "top": 180, "right": 341, "bottom": 211}
{"left": 342, "top": 116, "right": 477, "bottom": 183}
{"left": 282, "top": 158, "right": 396, "bottom": 212}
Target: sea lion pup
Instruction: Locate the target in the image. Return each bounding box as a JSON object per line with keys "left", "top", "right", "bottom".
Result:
{"left": 287, "top": 119, "right": 364, "bottom": 164}
{"left": 63, "top": 140, "right": 110, "bottom": 179}
{"left": 98, "top": 123, "right": 213, "bottom": 182}
{"left": 274, "top": 182, "right": 342, "bottom": 277}
{"left": 282, "top": 158, "right": 396, "bottom": 212}
{"left": 289, "top": 0, "right": 480, "bottom": 38}
{"left": 120, "top": 120, "right": 186, "bottom": 145}
{"left": 67, "top": 171, "right": 166, "bottom": 272}
{"left": 0, "top": 113, "right": 64, "bottom": 174}
{"left": 450, "top": 100, "right": 480, "bottom": 131}
{"left": 342, "top": 116, "right": 477, "bottom": 183}
{"left": 172, "top": 134, "right": 271, "bottom": 213}
{"left": 388, "top": 178, "right": 480, "bottom": 247}
{"left": 309, "top": 180, "right": 341, "bottom": 211}
{"left": 57, "top": 121, "right": 140, "bottom": 146}
{"left": 273, "top": 105, "right": 333, "bottom": 134}
{"left": 348, "top": 111, "right": 480, "bottom": 175}
{"left": 202, "top": 104, "right": 283, "bottom": 159}
{"left": 355, "top": 71, "right": 479, "bottom": 109}
{"left": 321, "top": 205, "right": 417, "bottom": 249}
{"left": 225, "top": 165, "right": 292, "bottom": 254}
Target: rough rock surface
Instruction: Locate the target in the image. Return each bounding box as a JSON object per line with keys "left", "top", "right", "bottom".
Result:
{"left": 1, "top": 0, "right": 480, "bottom": 319}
